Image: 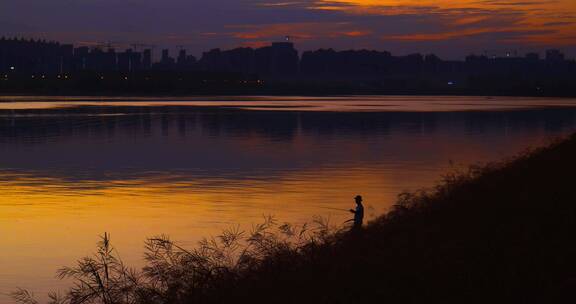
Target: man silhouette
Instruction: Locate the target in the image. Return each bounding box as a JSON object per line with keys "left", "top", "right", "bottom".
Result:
{"left": 349, "top": 195, "right": 364, "bottom": 230}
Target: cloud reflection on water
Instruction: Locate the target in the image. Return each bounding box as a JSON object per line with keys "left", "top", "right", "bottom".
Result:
{"left": 1, "top": 97, "right": 576, "bottom": 300}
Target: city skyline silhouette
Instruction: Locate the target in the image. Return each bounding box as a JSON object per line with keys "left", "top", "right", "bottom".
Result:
{"left": 1, "top": 36, "right": 575, "bottom": 96}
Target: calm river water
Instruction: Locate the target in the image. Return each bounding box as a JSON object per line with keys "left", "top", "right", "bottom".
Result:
{"left": 1, "top": 96, "right": 576, "bottom": 300}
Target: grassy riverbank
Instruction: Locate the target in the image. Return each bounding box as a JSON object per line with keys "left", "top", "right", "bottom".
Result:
{"left": 224, "top": 133, "right": 576, "bottom": 304}
{"left": 14, "top": 134, "right": 576, "bottom": 304}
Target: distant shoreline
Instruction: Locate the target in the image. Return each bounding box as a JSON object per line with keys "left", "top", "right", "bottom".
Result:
{"left": 1, "top": 90, "right": 575, "bottom": 98}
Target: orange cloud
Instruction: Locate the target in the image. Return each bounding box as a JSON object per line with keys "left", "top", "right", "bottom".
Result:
{"left": 230, "top": 22, "right": 371, "bottom": 42}
{"left": 342, "top": 30, "right": 371, "bottom": 37}
{"left": 240, "top": 40, "right": 272, "bottom": 48}
{"left": 307, "top": 0, "right": 576, "bottom": 46}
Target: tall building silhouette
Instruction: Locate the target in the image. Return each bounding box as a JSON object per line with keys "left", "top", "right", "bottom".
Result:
{"left": 254, "top": 41, "right": 298, "bottom": 78}
{"left": 142, "top": 49, "right": 152, "bottom": 70}
{"left": 546, "top": 49, "right": 565, "bottom": 62}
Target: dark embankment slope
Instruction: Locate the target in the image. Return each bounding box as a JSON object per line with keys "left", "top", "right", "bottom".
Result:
{"left": 223, "top": 134, "right": 576, "bottom": 304}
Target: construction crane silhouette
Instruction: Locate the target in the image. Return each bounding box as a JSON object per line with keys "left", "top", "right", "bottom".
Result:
{"left": 131, "top": 43, "right": 156, "bottom": 51}
{"left": 95, "top": 41, "right": 118, "bottom": 50}
{"left": 483, "top": 49, "right": 520, "bottom": 59}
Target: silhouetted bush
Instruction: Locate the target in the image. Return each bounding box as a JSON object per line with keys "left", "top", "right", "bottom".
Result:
{"left": 12, "top": 217, "right": 340, "bottom": 304}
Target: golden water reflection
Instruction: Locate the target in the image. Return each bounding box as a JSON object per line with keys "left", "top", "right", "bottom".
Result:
{"left": 1, "top": 96, "right": 576, "bottom": 300}
{"left": 0, "top": 165, "right": 411, "bottom": 297}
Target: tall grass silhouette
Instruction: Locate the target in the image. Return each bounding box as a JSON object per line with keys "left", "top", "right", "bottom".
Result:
{"left": 12, "top": 216, "right": 338, "bottom": 304}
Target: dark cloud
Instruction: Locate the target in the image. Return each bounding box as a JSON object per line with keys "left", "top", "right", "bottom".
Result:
{"left": 0, "top": 0, "right": 574, "bottom": 59}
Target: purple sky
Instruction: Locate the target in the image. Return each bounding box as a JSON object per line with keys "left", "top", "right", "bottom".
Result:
{"left": 1, "top": 0, "right": 575, "bottom": 59}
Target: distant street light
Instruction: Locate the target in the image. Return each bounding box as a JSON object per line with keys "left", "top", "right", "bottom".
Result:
{"left": 10, "top": 66, "right": 15, "bottom": 70}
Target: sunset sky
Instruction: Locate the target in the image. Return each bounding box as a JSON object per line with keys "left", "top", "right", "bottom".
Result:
{"left": 1, "top": 0, "right": 575, "bottom": 58}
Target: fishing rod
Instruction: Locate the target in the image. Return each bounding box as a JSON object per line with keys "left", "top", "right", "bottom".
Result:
{"left": 319, "top": 207, "right": 356, "bottom": 225}
{"left": 320, "top": 207, "right": 350, "bottom": 212}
